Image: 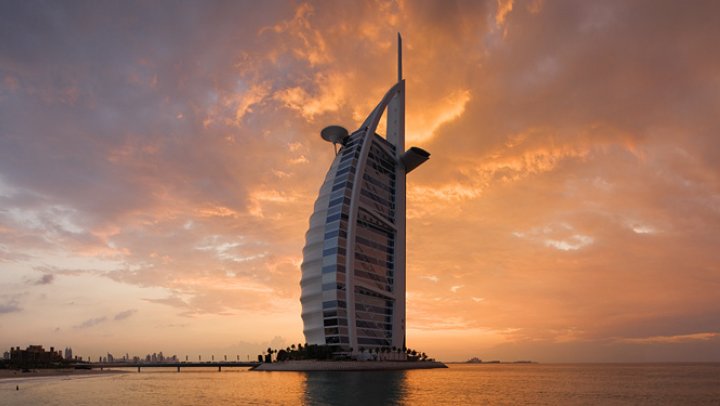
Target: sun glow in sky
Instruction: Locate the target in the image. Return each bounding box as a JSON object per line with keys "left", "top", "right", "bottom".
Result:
{"left": 1, "top": 0, "right": 719, "bottom": 362}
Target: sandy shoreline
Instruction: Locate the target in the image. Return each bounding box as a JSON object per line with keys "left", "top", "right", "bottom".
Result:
{"left": 0, "top": 368, "right": 124, "bottom": 382}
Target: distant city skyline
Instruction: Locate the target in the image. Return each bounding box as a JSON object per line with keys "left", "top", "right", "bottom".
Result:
{"left": 2, "top": 343, "right": 257, "bottom": 365}
{"left": 1, "top": 1, "right": 720, "bottom": 362}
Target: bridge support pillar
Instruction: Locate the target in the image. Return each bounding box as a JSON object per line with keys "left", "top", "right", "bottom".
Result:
{"left": 218, "top": 366, "right": 222, "bottom": 372}
{"left": 137, "top": 366, "right": 141, "bottom": 373}
{"left": 177, "top": 366, "right": 180, "bottom": 373}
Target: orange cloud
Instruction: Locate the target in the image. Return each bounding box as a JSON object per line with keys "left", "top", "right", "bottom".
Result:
{"left": 3, "top": 0, "right": 720, "bottom": 363}
{"left": 618, "top": 332, "right": 720, "bottom": 345}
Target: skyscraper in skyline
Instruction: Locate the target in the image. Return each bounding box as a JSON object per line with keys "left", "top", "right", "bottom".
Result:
{"left": 300, "top": 35, "right": 430, "bottom": 352}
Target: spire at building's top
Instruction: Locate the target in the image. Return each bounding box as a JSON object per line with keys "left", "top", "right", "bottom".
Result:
{"left": 397, "top": 32, "right": 402, "bottom": 83}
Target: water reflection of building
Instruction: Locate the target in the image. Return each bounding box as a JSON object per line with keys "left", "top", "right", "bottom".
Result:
{"left": 300, "top": 35, "right": 430, "bottom": 352}
{"left": 303, "top": 370, "right": 407, "bottom": 405}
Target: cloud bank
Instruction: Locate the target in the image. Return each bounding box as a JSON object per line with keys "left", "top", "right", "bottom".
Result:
{"left": 1, "top": 0, "right": 719, "bottom": 361}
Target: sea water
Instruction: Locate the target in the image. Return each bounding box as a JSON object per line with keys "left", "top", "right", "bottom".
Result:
{"left": 1, "top": 363, "right": 719, "bottom": 405}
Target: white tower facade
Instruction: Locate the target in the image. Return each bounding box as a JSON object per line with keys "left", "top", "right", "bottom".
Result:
{"left": 300, "top": 35, "right": 429, "bottom": 351}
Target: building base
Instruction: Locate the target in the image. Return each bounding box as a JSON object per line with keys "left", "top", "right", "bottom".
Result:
{"left": 252, "top": 360, "right": 447, "bottom": 372}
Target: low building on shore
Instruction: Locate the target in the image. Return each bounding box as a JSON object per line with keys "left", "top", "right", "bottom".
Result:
{"left": 8, "top": 345, "right": 65, "bottom": 368}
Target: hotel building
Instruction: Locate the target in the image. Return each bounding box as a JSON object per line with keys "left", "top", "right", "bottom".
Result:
{"left": 300, "top": 35, "right": 429, "bottom": 351}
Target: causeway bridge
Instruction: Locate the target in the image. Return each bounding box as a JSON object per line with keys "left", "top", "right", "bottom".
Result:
{"left": 77, "top": 361, "right": 260, "bottom": 372}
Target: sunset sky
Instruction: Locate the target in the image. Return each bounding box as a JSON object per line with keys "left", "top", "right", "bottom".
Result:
{"left": 1, "top": 0, "right": 719, "bottom": 363}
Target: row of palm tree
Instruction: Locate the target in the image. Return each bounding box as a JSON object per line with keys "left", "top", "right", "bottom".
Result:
{"left": 261, "top": 343, "right": 430, "bottom": 362}
{"left": 356, "top": 346, "right": 428, "bottom": 361}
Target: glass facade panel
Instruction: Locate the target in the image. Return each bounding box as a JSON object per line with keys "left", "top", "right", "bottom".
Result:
{"left": 310, "top": 133, "right": 400, "bottom": 347}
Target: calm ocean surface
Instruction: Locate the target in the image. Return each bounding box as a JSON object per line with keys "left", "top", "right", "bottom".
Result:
{"left": 1, "top": 363, "right": 719, "bottom": 405}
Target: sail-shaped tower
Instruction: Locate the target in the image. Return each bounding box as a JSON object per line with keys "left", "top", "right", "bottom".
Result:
{"left": 300, "top": 35, "right": 429, "bottom": 352}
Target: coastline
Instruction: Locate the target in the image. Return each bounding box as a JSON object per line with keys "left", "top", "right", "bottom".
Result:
{"left": 0, "top": 368, "right": 124, "bottom": 382}
{"left": 253, "top": 360, "right": 447, "bottom": 372}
